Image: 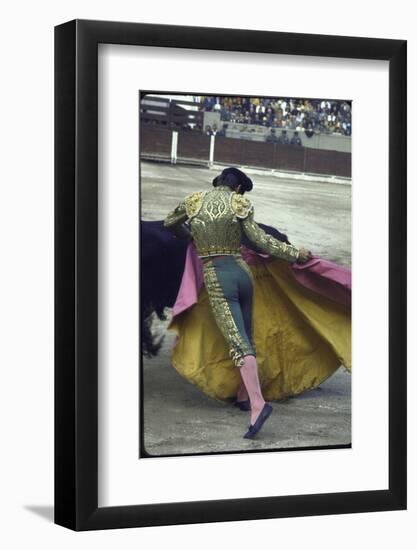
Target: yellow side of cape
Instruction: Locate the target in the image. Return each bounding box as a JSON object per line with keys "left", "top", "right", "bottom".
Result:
{"left": 169, "top": 259, "right": 351, "bottom": 401}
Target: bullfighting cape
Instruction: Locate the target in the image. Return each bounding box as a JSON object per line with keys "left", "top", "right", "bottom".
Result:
{"left": 168, "top": 243, "right": 351, "bottom": 401}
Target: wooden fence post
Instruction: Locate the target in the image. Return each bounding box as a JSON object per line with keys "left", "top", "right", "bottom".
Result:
{"left": 171, "top": 131, "right": 178, "bottom": 164}
{"left": 209, "top": 134, "right": 215, "bottom": 167}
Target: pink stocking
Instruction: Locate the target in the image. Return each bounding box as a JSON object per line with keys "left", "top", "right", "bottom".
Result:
{"left": 239, "top": 354, "right": 266, "bottom": 425}
{"left": 236, "top": 372, "right": 249, "bottom": 402}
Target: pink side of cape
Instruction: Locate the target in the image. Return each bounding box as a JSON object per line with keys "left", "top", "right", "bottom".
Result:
{"left": 172, "top": 243, "right": 351, "bottom": 318}
{"left": 172, "top": 242, "right": 205, "bottom": 317}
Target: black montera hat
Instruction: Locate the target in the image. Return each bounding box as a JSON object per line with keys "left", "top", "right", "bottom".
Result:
{"left": 212, "top": 167, "right": 253, "bottom": 192}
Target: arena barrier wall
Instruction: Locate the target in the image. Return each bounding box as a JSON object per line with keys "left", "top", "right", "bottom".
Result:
{"left": 140, "top": 126, "right": 351, "bottom": 178}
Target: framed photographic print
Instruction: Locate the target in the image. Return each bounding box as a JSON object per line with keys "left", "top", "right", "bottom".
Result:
{"left": 55, "top": 19, "right": 406, "bottom": 530}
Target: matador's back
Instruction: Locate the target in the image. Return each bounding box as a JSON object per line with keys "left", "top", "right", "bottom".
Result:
{"left": 164, "top": 185, "right": 300, "bottom": 262}
{"left": 184, "top": 186, "right": 250, "bottom": 257}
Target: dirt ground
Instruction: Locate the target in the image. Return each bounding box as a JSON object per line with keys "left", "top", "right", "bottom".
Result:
{"left": 141, "top": 161, "right": 351, "bottom": 456}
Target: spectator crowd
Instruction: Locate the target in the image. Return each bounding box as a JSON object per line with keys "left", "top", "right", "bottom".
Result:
{"left": 200, "top": 96, "right": 352, "bottom": 136}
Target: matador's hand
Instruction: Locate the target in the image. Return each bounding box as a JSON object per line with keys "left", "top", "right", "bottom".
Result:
{"left": 297, "top": 247, "right": 312, "bottom": 263}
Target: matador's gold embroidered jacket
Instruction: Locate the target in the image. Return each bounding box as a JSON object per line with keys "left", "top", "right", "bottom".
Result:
{"left": 163, "top": 185, "right": 299, "bottom": 262}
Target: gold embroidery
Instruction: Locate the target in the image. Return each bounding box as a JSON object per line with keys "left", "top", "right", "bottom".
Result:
{"left": 163, "top": 200, "right": 187, "bottom": 229}
{"left": 205, "top": 193, "right": 229, "bottom": 220}
{"left": 231, "top": 193, "right": 252, "bottom": 219}
{"left": 184, "top": 191, "right": 204, "bottom": 219}
{"left": 203, "top": 261, "right": 254, "bottom": 366}
{"left": 241, "top": 210, "right": 299, "bottom": 262}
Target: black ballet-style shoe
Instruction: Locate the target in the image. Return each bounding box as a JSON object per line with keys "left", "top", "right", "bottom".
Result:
{"left": 234, "top": 399, "right": 251, "bottom": 411}
{"left": 243, "top": 403, "right": 273, "bottom": 439}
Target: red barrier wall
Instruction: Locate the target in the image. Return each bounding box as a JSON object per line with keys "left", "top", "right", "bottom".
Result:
{"left": 140, "top": 126, "right": 351, "bottom": 178}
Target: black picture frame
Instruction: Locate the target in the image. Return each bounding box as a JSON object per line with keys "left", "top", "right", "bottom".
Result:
{"left": 55, "top": 19, "right": 407, "bottom": 531}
